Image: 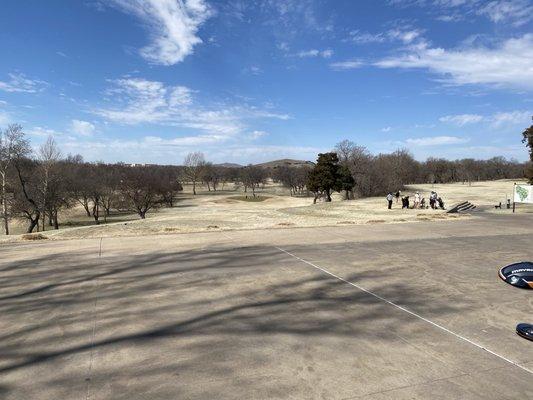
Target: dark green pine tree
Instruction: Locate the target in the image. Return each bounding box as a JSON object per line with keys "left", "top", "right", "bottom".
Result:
{"left": 338, "top": 165, "right": 356, "bottom": 200}
{"left": 307, "top": 152, "right": 355, "bottom": 202}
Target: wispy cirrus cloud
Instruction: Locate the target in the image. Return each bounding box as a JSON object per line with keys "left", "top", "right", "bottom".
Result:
{"left": 375, "top": 34, "right": 533, "bottom": 90}
{"left": 71, "top": 119, "right": 96, "bottom": 136}
{"left": 329, "top": 60, "right": 363, "bottom": 70}
{"left": 439, "top": 110, "right": 531, "bottom": 127}
{"left": 389, "top": 0, "right": 532, "bottom": 25}
{"left": 477, "top": 0, "right": 533, "bottom": 26}
{"left": 108, "top": 0, "right": 213, "bottom": 65}
{"left": 0, "top": 110, "right": 10, "bottom": 126}
{"left": 347, "top": 28, "right": 424, "bottom": 45}
{"left": 0, "top": 73, "right": 48, "bottom": 93}
{"left": 249, "top": 130, "right": 268, "bottom": 140}
{"left": 406, "top": 135, "right": 470, "bottom": 146}
{"left": 295, "top": 49, "right": 333, "bottom": 58}
{"left": 93, "top": 77, "right": 289, "bottom": 144}
{"left": 26, "top": 126, "right": 64, "bottom": 138}
{"left": 490, "top": 110, "right": 532, "bottom": 127}
{"left": 439, "top": 114, "right": 483, "bottom": 126}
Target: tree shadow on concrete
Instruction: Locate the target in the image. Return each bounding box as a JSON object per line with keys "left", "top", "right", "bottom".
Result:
{"left": 0, "top": 243, "right": 475, "bottom": 399}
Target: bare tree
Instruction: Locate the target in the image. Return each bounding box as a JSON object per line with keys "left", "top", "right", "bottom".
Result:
{"left": 334, "top": 140, "right": 373, "bottom": 197}
{"left": 202, "top": 163, "right": 223, "bottom": 191}
{"left": 44, "top": 160, "right": 73, "bottom": 229}
{"left": 273, "top": 166, "right": 310, "bottom": 196}
{"left": 38, "top": 135, "right": 61, "bottom": 231}
{"left": 240, "top": 165, "right": 266, "bottom": 197}
{"left": 183, "top": 152, "right": 205, "bottom": 195}
{"left": 154, "top": 166, "right": 183, "bottom": 207}
{"left": 0, "top": 124, "right": 30, "bottom": 235}
{"left": 65, "top": 156, "right": 93, "bottom": 217}
{"left": 12, "top": 158, "right": 42, "bottom": 233}
{"left": 119, "top": 166, "right": 162, "bottom": 219}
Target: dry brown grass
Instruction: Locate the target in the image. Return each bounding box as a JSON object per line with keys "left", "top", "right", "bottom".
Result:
{"left": 3, "top": 179, "right": 528, "bottom": 242}
{"left": 21, "top": 233, "right": 48, "bottom": 241}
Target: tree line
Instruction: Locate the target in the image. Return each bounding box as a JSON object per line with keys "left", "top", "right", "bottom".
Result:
{"left": 273, "top": 140, "right": 529, "bottom": 202}
{"left": 0, "top": 126, "right": 270, "bottom": 234}
{"left": 0, "top": 125, "right": 187, "bottom": 234}
{"left": 1, "top": 123, "right": 530, "bottom": 234}
{"left": 332, "top": 140, "right": 528, "bottom": 197}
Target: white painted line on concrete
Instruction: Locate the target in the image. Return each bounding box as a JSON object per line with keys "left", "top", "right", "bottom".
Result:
{"left": 275, "top": 246, "right": 533, "bottom": 376}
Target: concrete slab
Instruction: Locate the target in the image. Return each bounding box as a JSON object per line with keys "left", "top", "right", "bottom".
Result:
{"left": 0, "top": 214, "right": 532, "bottom": 399}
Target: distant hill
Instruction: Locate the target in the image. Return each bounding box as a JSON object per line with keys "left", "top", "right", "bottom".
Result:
{"left": 255, "top": 159, "right": 315, "bottom": 169}
{"left": 215, "top": 163, "right": 243, "bottom": 168}
{"left": 213, "top": 159, "right": 314, "bottom": 169}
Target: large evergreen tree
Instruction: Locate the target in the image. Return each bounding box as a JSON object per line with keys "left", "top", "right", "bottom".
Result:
{"left": 307, "top": 152, "right": 354, "bottom": 203}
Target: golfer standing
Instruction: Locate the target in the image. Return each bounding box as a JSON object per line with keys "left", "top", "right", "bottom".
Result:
{"left": 414, "top": 192, "right": 420, "bottom": 208}
{"left": 387, "top": 193, "right": 394, "bottom": 209}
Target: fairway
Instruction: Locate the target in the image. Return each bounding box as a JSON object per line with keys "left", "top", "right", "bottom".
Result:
{"left": 1, "top": 214, "right": 532, "bottom": 399}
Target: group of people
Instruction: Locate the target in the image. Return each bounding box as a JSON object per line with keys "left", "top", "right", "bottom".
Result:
{"left": 386, "top": 190, "right": 445, "bottom": 210}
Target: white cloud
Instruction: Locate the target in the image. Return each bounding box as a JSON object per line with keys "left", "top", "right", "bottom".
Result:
{"left": 71, "top": 119, "right": 96, "bottom": 136}
{"left": 435, "top": 14, "right": 463, "bottom": 22}
{"left": 375, "top": 34, "right": 533, "bottom": 90}
{"left": 243, "top": 66, "right": 263, "bottom": 75}
{"left": 96, "top": 78, "right": 195, "bottom": 124}
{"left": 439, "top": 114, "right": 483, "bottom": 126}
{"left": 59, "top": 135, "right": 321, "bottom": 164}
{"left": 263, "top": 0, "right": 331, "bottom": 33}
{"left": 277, "top": 42, "right": 290, "bottom": 52}
{"left": 143, "top": 134, "right": 227, "bottom": 146}
{"left": 26, "top": 127, "right": 63, "bottom": 138}
{"left": 406, "top": 136, "right": 470, "bottom": 146}
{"left": 109, "top": 0, "right": 213, "bottom": 65}
{"left": 348, "top": 28, "right": 423, "bottom": 44}
{"left": 0, "top": 73, "right": 48, "bottom": 93}
{"left": 347, "top": 31, "right": 386, "bottom": 44}
{"left": 477, "top": 0, "right": 533, "bottom": 26}
{"left": 249, "top": 130, "right": 268, "bottom": 139}
{"left": 390, "top": 0, "right": 532, "bottom": 26}
{"left": 388, "top": 28, "right": 423, "bottom": 44}
{"left": 296, "top": 49, "right": 333, "bottom": 58}
{"left": 93, "top": 77, "right": 288, "bottom": 145}
{"left": 0, "top": 102, "right": 10, "bottom": 126}
{"left": 0, "top": 110, "right": 10, "bottom": 126}
{"left": 329, "top": 60, "right": 363, "bottom": 70}
{"left": 438, "top": 110, "right": 531, "bottom": 127}
{"left": 490, "top": 110, "right": 532, "bottom": 127}
{"left": 381, "top": 126, "right": 392, "bottom": 132}
{"left": 321, "top": 49, "right": 334, "bottom": 58}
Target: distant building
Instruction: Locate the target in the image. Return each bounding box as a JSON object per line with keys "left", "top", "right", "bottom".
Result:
{"left": 129, "top": 163, "right": 156, "bottom": 167}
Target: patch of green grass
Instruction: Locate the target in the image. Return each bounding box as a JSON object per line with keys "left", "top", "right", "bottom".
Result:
{"left": 228, "top": 195, "right": 270, "bottom": 202}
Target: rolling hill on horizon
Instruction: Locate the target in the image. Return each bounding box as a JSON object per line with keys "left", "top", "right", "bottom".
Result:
{"left": 213, "top": 159, "right": 315, "bottom": 169}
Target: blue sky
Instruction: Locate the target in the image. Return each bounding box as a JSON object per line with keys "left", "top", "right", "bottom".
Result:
{"left": 0, "top": 0, "right": 532, "bottom": 164}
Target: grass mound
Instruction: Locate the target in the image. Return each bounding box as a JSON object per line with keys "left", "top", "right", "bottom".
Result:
{"left": 228, "top": 195, "right": 270, "bottom": 202}
{"left": 21, "top": 233, "right": 48, "bottom": 241}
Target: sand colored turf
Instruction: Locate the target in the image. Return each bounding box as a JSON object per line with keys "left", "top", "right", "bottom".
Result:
{"left": 1, "top": 179, "right": 530, "bottom": 242}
